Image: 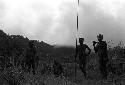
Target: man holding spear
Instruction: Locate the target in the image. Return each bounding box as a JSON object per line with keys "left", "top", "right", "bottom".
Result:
{"left": 76, "top": 38, "right": 91, "bottom": 78}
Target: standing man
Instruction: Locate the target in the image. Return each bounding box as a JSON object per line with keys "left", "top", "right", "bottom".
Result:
{"left": 26, "top": 40, "right": 36, "bottom": 74}
{"left": 93, "top": 34, "right": 108, "bottom": 79}
{"left": 77, "top": 38, "right": 91, "bottom": 78}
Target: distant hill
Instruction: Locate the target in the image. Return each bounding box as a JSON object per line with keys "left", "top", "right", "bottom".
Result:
{"left": 0, "top": 29, "right": 75, "bottom": 63}
{"left": 52, "top": 46, "right": 75, "bottom": 56}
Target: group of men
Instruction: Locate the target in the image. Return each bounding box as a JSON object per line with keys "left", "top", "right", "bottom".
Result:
{"left": 24, "top": 34, "right": 109, "bottom": 79}
{"left": 77, "top": 34, "right": 108, "bottom": 79}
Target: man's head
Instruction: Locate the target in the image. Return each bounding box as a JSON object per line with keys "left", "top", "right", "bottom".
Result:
{"left": 97, "top": 34, "right": 103, "bottom": 42}
{"left": 79, "top": 38, "right": 84, "bottom": 45}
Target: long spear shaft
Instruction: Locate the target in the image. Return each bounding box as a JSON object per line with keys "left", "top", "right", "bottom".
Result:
{"left": 75, "top": 38, "right": 77, "bottom": 80}
{"left": 75, "top": 0, "right": 79, "bottom": 81}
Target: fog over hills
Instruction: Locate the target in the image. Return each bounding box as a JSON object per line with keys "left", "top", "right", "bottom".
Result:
{"left": 0, "top": 0, "right": 125, "bottom": 46}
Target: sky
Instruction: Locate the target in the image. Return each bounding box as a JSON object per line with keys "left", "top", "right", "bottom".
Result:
{"left": 0, "top": 0, "right": 125, "bottom": 47}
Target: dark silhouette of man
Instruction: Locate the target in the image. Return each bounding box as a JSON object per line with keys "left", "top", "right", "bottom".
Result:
{"left": 77, "top": 38, "right": 91, "bottom": 78}
{"left": 93, "top": 34, "right": 108, "bottom": 79}
{"left": 26, "top": 41, "right": 36, "bottom": 74}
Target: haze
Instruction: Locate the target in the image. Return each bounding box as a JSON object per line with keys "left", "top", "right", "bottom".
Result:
{"left": 0, "top": 0, "right": 125, "bottom": 47}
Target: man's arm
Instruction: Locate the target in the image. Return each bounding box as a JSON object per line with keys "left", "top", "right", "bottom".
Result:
{"left": 104, "top": 41, "right": 107, "bottom": 51}
{"left": 93, "top": 43, "right": 99, "bottom": 53}
{"left": 87, "top": 45, "right": 91, "bottom": 55}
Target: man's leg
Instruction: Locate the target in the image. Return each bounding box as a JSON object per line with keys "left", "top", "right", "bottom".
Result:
{"left": 83, "top": 61, "right": 86, "bottom": 78}
{"left": 103, "top": 61, "right": 108, "bottom": 79}
{"left": 101, "top": 60, "right": 108, "bottom": 79}
{"left": 79, "top": 61, "right": 86, "bottom": 78}
{"left": 99, "top": 59, "right": 105, "bottom": 79}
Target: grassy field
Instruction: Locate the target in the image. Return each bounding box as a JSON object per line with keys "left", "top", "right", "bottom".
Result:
{"left": 0, "top": 48, "right": 125, "bottom": 85}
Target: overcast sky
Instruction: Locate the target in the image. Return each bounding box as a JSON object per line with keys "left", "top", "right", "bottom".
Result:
{"left": 0, "top": 0, "right": 125, "bottom": 47}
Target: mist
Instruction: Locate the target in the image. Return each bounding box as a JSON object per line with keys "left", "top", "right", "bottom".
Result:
{"left": 0, "top": 0, "right": 125, "bottom": 47}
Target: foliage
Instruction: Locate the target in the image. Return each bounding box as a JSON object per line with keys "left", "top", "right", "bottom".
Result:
{"left": 0, "top": 29, "right": 125, "bottom": 85}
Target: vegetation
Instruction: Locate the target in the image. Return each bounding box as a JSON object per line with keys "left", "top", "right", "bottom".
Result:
{"left": 0, "top": 29, "right": 124, "bottom": 85}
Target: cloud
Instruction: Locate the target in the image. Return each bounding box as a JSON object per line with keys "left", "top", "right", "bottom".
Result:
{"left": 0, "top": 0, "right": 76, "bottom": 45}
{"left": 0, "top": 0, "right": 125, "bottom": 46}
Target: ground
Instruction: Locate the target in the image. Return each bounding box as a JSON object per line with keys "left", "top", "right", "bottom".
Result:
{"left": 0, "top": 53, "right": 125, "bottom": 85}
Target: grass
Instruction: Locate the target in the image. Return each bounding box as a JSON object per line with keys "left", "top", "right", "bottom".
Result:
{"left": 0, "top": 47, "right": 125, "bottom": 85}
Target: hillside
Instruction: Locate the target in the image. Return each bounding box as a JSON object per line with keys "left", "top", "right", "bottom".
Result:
{"left": 0, "top": 29, "right": 75, "bottom": 63}
{"left": 0, "top": 29, "right": 125, "bottom": 85}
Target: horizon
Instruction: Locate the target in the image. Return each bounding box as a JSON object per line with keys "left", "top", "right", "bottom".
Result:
{"left": 2, "top": 28, "right": 125, "bottom": 49}
{"left": 3, "top": 29, "right": 125, "bottom": 50}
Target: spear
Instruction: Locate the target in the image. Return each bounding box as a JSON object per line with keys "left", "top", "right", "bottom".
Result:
{"left": 75, "top": 38, "right": 78, "bottom": 81}
{"left": 75, "top": 0, "right": 79, "bottom": 81}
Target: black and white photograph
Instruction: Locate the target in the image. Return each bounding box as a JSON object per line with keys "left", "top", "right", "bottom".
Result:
{"left": 0, "top": 0, "right": 124, "bottom": 85}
